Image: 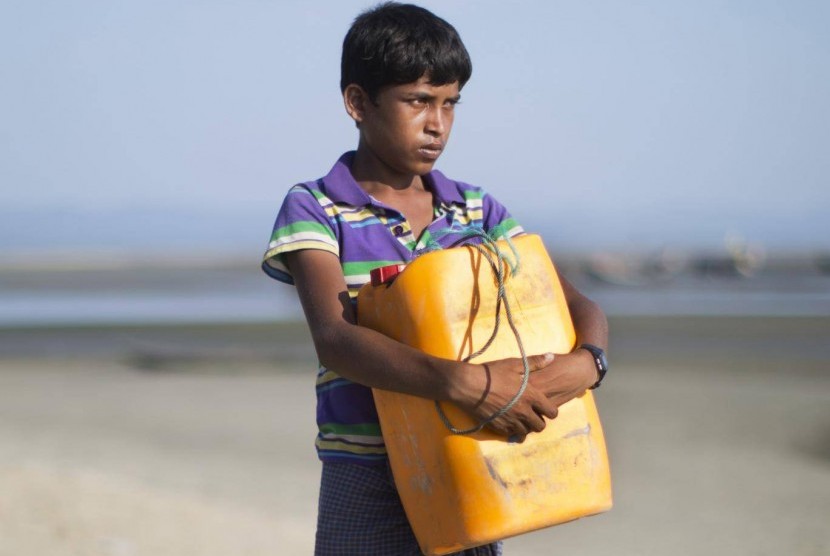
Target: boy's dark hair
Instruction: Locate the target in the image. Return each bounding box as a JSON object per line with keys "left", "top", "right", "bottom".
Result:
{"left": 341, "top": 2, "right": 473, "bottom": 102}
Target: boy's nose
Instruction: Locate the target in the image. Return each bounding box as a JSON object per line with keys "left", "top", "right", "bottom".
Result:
{"left": 425, "top": 107, "right": 447, "bottom": 136}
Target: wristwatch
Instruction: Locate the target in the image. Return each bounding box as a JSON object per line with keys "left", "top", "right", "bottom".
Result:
{"left": 578, "top": 343, "right": 608, "bottom": 390}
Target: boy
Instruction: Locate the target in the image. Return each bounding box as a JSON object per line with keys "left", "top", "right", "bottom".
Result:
{"left": 262, "top": 3, "right": 608, "bottom": 555}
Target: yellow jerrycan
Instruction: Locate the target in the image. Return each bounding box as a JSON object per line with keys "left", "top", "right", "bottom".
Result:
{"left": 357, "top": 234, "right": 612, "bottom": 555}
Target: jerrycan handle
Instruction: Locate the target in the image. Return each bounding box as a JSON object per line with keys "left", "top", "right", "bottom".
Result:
{"left": 370, "top": 264, "right": 407, "bottom": 286}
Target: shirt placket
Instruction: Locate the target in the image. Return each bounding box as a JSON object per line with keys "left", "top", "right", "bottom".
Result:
{"left": 371, "top": 203, "right": 417, "bottom": 254}
{"left": 390, "top": 218, "right": 417, "bottom": 251}
{"left": 412, "top": 203, "right": 457, "bottom": 254}
{"left": 374, "top": 200, "right": 458, "bottom": 256}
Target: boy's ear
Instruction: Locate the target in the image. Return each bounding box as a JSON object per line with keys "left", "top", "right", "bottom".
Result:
{"left": 343, "top": 84, "right": 369, "bottom": 126}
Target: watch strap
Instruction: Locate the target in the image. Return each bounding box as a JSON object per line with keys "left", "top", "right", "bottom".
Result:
{"left": 578, "top": 343, "right": 607, "bottom": 390}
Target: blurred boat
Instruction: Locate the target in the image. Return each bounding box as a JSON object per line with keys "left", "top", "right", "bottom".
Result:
{"left": 584, "top": 248, "right": 689, "bottom": 287}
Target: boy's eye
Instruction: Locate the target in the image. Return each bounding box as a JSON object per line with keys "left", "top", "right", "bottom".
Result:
{"left": 405, "top": 96, "right": 459, "bottom": 109}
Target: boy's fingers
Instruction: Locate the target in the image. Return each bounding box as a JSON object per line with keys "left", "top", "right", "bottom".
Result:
{"left": 488, "top": 412, "right": 533, "bottom": 438}
{"left": 533, "top": 396, "right": 559, "bottom": 421}
{"left": 487, "top": 419, "right": 515, "bottom": 437}
{"left": 522, "top": 389, "right": 556, "bottom": 425}
{"left": 527, "top": 352, "right": 554, "bottom": 371}
{"left": 507, "top": 433, "right": 528, "bottom": 444}
{"left": 522, "top": 409, "right": 547, "bottom": 433}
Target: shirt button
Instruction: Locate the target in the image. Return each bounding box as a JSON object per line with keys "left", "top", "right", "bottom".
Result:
{"left": 393, "top": 225, "right": 405, "bottom": 236}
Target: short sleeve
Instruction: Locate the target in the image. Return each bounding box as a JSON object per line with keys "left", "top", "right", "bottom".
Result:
{"left": 261, "top": 184, "right": 340, "bottom": 285}
{"left": 481, "top": 191, "right": 524, "bottom": 240}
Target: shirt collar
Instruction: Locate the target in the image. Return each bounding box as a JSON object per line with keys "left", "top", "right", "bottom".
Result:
{"left": 320, "top": 151, "right": 466, "bottom": 207}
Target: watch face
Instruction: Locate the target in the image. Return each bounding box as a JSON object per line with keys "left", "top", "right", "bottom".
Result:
{"left": 580, "top": 344, "right": 607, "bottom": 370}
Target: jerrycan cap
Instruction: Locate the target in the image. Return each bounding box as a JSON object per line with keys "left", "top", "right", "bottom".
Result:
{"left": 370, "top": 264, "right": 407, "bottom": 286}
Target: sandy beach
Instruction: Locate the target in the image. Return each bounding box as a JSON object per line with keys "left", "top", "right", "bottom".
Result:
{"left": 0, "top": 316, "right": 828, "bottom": 555}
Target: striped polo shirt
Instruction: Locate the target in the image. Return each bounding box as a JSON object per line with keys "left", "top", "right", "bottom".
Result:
{"left": 262, "top": 151, "right": 523, "bottom": 464}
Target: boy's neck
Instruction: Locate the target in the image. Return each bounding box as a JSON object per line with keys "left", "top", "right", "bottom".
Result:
{"left": 350, "top": 145, "right": 426, "bottom": 195}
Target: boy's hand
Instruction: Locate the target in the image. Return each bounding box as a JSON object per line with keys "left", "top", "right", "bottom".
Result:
{"left": 453, "top": 353, "right": 560, "bottom": 441}
{"left": 528, "top": 349, "right": 598, "bottom": 408}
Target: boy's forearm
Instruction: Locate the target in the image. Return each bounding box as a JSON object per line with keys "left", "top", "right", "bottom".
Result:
{"left": 312, "top": 317, "right": 476, "bottom": 404}
{"left": 286, "top": 249, "right": 478, "bottom": 404}
{"left": 569, "top": 295, "right": 609, "bottom": 351}
{"left": 557, "top": 269, "right": 608, "bottom": 351}
{"left": 524, "top": 269, "right": 608, "bottom": 400}
{"left": 526, "top": 293, "right": 607, "bottom": 405}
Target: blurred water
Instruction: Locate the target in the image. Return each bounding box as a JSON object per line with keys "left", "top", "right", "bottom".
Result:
{"left": 0, "top": 265, "right": 303, "bottom": 327}
{"left": 1, "top": 260, "right": 828, "bottom": 327}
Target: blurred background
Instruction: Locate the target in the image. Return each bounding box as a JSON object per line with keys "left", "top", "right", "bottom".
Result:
{"left": 0, "top": 1, "right": 828, "bottom": 555}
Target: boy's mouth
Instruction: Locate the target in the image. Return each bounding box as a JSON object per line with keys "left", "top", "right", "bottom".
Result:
{"left": 418, "top": 142, "right": 444, "bottom": 160}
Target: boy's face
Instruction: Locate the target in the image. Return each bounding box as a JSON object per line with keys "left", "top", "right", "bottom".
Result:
{"left": 347, "top": 75, "right": 461, "bottom": 178}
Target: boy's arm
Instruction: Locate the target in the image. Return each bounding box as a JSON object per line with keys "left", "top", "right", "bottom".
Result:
{"left": 284, "top": 248, "right": 560, "bottom": 439}
{"left": 529, "top": 270, "right": 609, "bottom": 406}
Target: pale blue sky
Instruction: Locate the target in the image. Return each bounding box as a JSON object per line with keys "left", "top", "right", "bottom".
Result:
{"left": 1, "top": 0, "right": 828, "bottom": 255}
